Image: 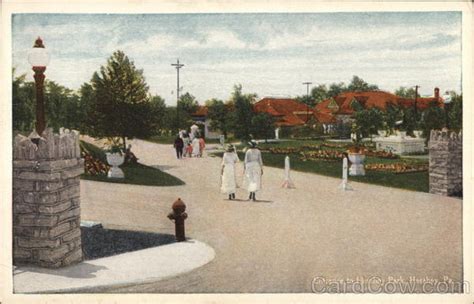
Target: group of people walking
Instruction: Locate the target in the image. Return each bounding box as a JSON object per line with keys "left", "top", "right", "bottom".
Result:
{"left": 173, "top": 131, "right": 205, "bottom": 159}
{"left": 220, "top": 140, "right": 263, "bottom": 202}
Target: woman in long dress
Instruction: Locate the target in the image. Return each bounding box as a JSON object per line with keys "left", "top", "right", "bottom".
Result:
{"left": 244, "top": 140, "right": 263, "bottom": 201}
{"left": 192, "top": 137, "right": 200, "bottom": 157}
{"left": 220, "top": 144, "right": 239, "bottom": 200}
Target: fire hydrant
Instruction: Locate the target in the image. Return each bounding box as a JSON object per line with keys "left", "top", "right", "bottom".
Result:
{"left": 167, "top": 198, "right": 188, "bottom": 242}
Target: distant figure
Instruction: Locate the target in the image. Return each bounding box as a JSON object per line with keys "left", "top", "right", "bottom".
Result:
{"left": 221, "top": 144, "right": 239, "bottom": 200}
{"left": 244, "top": 140, "right": 263, "bottom": 201}
{"left": 199, "top": 136, "right": 206, "bottom": 157}
{"left": 182, "top": 132, "right": 190, "bottom": 156}
{"left": 173, "top": 135, "right": 184, "bottom": 159}
{"left": 185, "top": 143, "right": 193, "bottom": 157}
{"left": 124, "top": 144, "right": 138, "bottom": 164}
{"left": 192, "top": 137, "right": 200, "bottom": 157}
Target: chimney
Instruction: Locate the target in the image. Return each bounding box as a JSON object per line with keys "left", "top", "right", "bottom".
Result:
{"left": 434, "top": 87, "right": 440, "bottom": 99}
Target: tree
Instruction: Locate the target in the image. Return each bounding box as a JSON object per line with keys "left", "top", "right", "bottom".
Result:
{"left": 384, "top": 103, "right": 402, "bottom": 134}
{"left": 44, "top": 80, "right": 83, "bottom": 132}
{"left": 421, "top": 101, "right": 445, "bottom": 138}
{"left": 347, "top": 75, "right": 378, "bottom": 92}
{"left": 175, "top": 92, "right": 199, "bottom": 130}
{"left": 353, "top": 107, "right": 384, "bottom": 139}
{"left": 206, "top": 98, "right": 232, "bottom": 138}
{"left": 401, "top": 107, "right": 418, "bottom": 135}
{"left": 12, "top": 71, "right": 35, "bottom": 132}
{"left": 230, "top": 84, "right": 256, "bottom": 141}
{"left": 311, "top": 84, "right": 329, "bottom": 104}
{"left": 328, "top": 82, "right": 346, "bottom": 97}
{"left": 251, "top": 113, "right": 275, "bottom": 142}
{"left": 394, "top": 86, "right": 420, "bottom": 98}
{"left": 88, "top": 50, "right": 156, "bottom": 149}
{"left": 447, "top": 92, "right": 462, "bottom": 132}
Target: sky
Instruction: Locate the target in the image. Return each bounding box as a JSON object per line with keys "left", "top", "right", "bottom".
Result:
{"left": 12, "top": 12, "right": 462, "bottom": 105}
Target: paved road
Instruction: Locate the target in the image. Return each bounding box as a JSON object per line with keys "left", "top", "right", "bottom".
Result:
{"left": 80, "top": 138, "right": 462, "bottom": 293}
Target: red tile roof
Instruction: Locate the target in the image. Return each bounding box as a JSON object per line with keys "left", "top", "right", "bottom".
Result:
{"left": 254, "top": 97, "right": 315, "bottom": 127}
{"left": 315, "top": 90, "right": 444, "bottom": 123}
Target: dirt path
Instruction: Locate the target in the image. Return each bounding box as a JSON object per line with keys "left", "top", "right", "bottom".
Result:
{"left": 80, "top": 138, "right": 462, "bottom": 293}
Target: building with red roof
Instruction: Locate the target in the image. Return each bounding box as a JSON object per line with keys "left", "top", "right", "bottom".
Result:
{"left": 253, "top": 97, "right": 315, "bottom": 127}
{"left": 315, "top": 87, "right": 444, "bottom": 130}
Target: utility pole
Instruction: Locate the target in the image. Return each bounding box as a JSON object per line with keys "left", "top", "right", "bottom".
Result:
{"left": 302, "top": 82, "right": 312, "bottom": 124}
{"left": 414, "top": 85, "right": 420, "bottom": 118}
{"left": 171, "top": 59, "right": 184, "bottom": 132}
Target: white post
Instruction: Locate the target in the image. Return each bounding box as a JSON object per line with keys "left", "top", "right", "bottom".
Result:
{"left": 281, "top": 155, "right": 295, "bottom": 188}
{"left": 275, "top": 127, "right": 280, "bottom": 140}
{"left": 340, "top": 157, "right": 352, "bottom": 190}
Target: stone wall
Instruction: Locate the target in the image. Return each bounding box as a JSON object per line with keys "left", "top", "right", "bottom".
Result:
{"left": 13, "top": 128, "right": 84, "bottom": 267}
{"left": 428, "top": 130, "right": 462, "bottom": 196}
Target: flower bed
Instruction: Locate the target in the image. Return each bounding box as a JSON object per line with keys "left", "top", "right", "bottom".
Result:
{"left": 299, "top": 150, "right": 344, "bottom": 162}
{"left": 365, "top": 163, "right": 428, "bottom": 173}
{"left": 268, "top": 147, "right": 302, "bottom": 154}
{"left": 363, "top": 149, "right": 399, "bottom": 159}
{"left": 81, "top": 151, "right": 110, "bottom": 176}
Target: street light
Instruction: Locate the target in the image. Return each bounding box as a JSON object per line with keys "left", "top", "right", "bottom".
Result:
{"left": 442, "top": 91, "right": 452, "bottom": 128}
{"left": 28, "top": 37, "right": 50, "bottom": 137}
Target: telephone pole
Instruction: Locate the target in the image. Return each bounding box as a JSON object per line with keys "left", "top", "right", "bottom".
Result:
{"left": 302, "top": 82, "right": 312, "bottom": 124}
{"left": 171, "top": 59, "right": 184, "bottom": 132}
{"left": 414, "top": 85, "right": 420, "bottom": 118}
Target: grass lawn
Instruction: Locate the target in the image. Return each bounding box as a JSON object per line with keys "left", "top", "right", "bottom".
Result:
{"left": 80, "top": 141, "right": 184, "bottom": 186}
{"left": 212, "top": 140, "right": 429, "bottom": 192}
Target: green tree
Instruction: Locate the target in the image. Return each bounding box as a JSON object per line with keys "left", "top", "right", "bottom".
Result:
{"left": 230, "top": 84, "right": 256, "bottom": 141}
{"left": 347, "top": 75, "right": 379, "bottom": 92}
{"left": 12, "top": 71, "right": 35, "bottom": 132}
{"left": 251, "top": 113, "right": 275, "bottom": 142}
{"left": 88, "top": 50, "right": 156, "bottom": 149}
{"left": 384, "top": 103, "right": 402, "bottom": 134}
{"left": 353, "top": 107, "right": 384, "bottom": 139}
{"left": 328, "top": 82, "right": 346, "bottom": 97}
{"left": 206, "top": 98, "right": 232, "bottom": 138}
{"left": 421, "top": 101, "right": 445, "bottom": 138}
{"left": 447, "top": 92, "right": 462, "bottom": 132}
{"left": 311, "top": 84, "right": 329, "bottom": 104}
{"left": 44, "top": 80, "right": 83, "bottom": 132}
{"left": 175, "top": 92, "right": 199, "bottom": 130}
{"left": 394, "top": 86, "right": 420, "bottom": 98}
{"left": 401, "top": 107, "right": 418, "bottom": 135}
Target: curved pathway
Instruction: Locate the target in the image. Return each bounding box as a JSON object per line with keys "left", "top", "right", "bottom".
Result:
{"left": 80, "top": 139, "right": 462, "bottom": 293}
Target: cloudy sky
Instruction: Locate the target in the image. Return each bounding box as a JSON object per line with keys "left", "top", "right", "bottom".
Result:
{"left": 12, "top": 12, "right": 461, "bottom": 105}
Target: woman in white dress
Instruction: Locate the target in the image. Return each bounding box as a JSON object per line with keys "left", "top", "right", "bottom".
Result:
{"left": 220, "top": 144, "right": 239, "bottom": 200}
{"left": 192, "top": 137, "right": 200, "bottom": 157}
{"left": 244, "top": 140, "right": 263, "bottom": 201}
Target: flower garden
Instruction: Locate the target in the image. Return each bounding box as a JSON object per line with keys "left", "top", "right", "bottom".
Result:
{"left": 226, "top": 139, "right": 429, "bottom": 192}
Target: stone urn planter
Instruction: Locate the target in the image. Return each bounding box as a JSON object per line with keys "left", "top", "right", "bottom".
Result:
{"left": 348, "top": 152, "right": 366, "bottom": 176}
{"left": 106, "top": 152, "right": 125, "bottom": 178}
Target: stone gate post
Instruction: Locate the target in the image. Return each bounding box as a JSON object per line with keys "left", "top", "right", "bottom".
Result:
{"left": 13, "top": 128, "right": 84, "bottom": 267}
{"left": 428, "top": 130, "right": 462, "bottom": 196}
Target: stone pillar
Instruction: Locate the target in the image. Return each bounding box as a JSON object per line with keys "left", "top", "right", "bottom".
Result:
{"left": 428, "top": 130, "right": 462, "bottom": 196}
{"left": 13, "top": 128, "right": 84, "bottom": 267}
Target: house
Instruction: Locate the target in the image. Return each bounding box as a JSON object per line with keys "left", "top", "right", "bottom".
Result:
{"left": 253, "top": 97, "right": 316, "bottom": 139}
{"left": 315, "top": 87, "right": 444, "bottom": 132}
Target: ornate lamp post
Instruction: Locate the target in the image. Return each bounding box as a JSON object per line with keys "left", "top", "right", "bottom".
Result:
{"left": 28, "top": 37, "right": 50, "bottom": 137}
